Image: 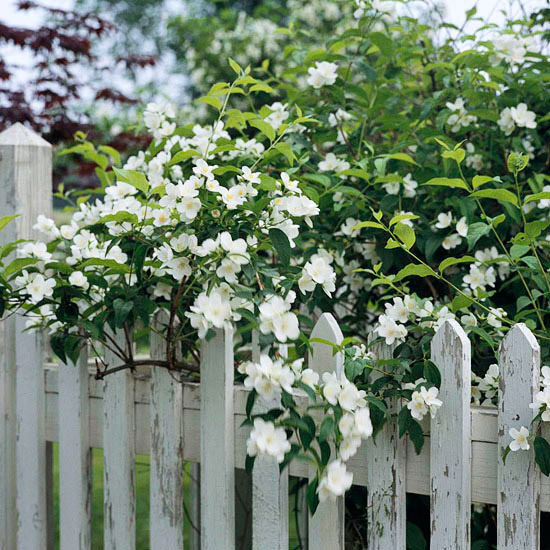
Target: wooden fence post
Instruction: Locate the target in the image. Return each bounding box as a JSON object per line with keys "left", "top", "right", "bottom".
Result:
{"left": 59, "top": 348, "right": 92, "bottom": 549}
{"left": 497, "top": 324, "right": 540, "bottom": 549}
{"left": 201, "top": 325, "right": 235, "bottom": 550}
{"left": 366, "top": 334, "right": 406, "bottom": 550}
{"left": 251, "top": 330, "right": 289, "bottom": 550}
{"left": 0, "top": 123, "right": 52, "bottom": 550}
{"left": 103, "top": 332, "right": 136, "bottom": 550}
{"left": 430, "top": 320, "right": 471, "bottom": 549}
{"left": 150, "top": 312, "right": 184, "bottom": 549}
{"left": 307, "top": 313, "right": 345, "bottom": 550}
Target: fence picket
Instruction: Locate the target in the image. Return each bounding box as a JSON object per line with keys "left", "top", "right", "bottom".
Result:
{"left": 103, "top": 332, "right": 136, "bottom": 550}
{"left": 59, "top": 348, "right": 92, "bottom": 549}
{"left": 15, "top": 315, "right": 47, "bottom": 549}
{"left": 251, "top": 331, "right": 289, "bottom": 550}
{"left": 497, "top": 323, "right": 540, "bottom": 549}
{"left": 430, "top": 320, "right": 471, "bottom": 548}
{"left": 366, "top": 336, "right": 406, "bottom": 550}
{"left": 201, "top": 325, "right": 235, "bottom": 550}
{"left": 0, "top": 123, "right": 52, "bottom": 550}
{"left": 307, "top": 313, "right": 345, "bottom": 550}
{"left": 150, "top": 313, "right": 184, "bottom": 549}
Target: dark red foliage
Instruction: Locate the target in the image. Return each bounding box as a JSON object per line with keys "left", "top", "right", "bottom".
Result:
{"left": 0, "top": 1, "right": 156, "bottom": 146}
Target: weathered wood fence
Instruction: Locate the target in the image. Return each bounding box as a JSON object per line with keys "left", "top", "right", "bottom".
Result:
{"left": 0, "top": 124, "right": 548, "bottom": 549}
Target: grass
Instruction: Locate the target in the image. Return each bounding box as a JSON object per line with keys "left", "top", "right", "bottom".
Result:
{"left": 51, "top": 445, "right": 195, "bottom": 549}
{"left": 51, "top": 444, "right": 303, "bottom": 549}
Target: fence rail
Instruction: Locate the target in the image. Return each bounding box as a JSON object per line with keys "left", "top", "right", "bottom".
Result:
{"left": 1, "top": 123, "right": 548, "bottom": 549}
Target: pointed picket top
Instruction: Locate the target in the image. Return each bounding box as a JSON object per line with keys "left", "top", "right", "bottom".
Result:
{"left": 431, "top": 319, "right": 470, "bottom": 383}
{"left": 499, "top": 322, "right": 540, "bottom": 364}
{"left": 307, "top": 312, "right": 343, "bottom": 377}
{"left": 0, "top": 122, "right": 51, "bottom": 147}
{"left": 497, "top": 322, "right": 540, "bottom": 550}
{"left": 430, "top": 319, "right": 471, "bottom": 549}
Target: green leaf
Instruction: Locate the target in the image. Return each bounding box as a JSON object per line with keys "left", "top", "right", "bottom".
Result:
{"left": 306, "top": 478, "right": 319, "bottom": 515}
{"left": 113, "top": 298, "right": 133, "bottom": 328}
{"left": 113, "top": 167, "right": 149, "bottom": 194}
{"left": 470, "top": 188, "right": 518, "bottom": 207}
{"left": 5, "top": 257, "right": 37, "bottom": 276}
{"left": 534, "top": 436, "right": 550, "bottom": 476}
{"left": 423, "top": 177, "right": 469, "bottom": 191}
{"left": 369, "top": 31, "right": 393, "bottom": 55}
{"left": 269, "top": 228, "right": 291, "bottom": 266}
{"left": 507, "top": 152, "right": 529, "bottom": 174}
{"left": 197, "top": 95, "right": 222, "bottom": 110}
{"left": 274, "top": 142, "right": 296, "bottom": 166}
{"left": 389, "top": 213, "right": 419, "bottom": 226}
{"left": 168, "top": 150, "right": 199, "bottom": 165}
{"left": 98, "top": 145, "right": 121, "bottom": 166}
{"left": 385, "top": 152, "right": 418, "bottom": 165}
{"left": 423, "top": 361, "right": 441, "bottom": 388}
{"left": 472, "top": 175, "right": 494, "bottom": 189}
{"left": 228, "top": 57, "right": 242, "bottom": 74}
{"left": 466, "top": 222, "right": 490, "bottom": 250}
{"left": 353, "top": 220, "right": 384, "bottom": 230}
{"left": 249, "top": 119, "right": 275, "bottom": 142}
{"left": 0, "top": 215, "right": 18, "bottom": 233}
{"left": 510, "top": 244, "right": 529, "bottom": 259}
{"left": 319, "top": 416, "right": 335, "bottom": 442}
{"left": 394, "top": 223, "right": 415, "bottom": 250}
{"left": 524, "top": 192, "right": 550, "bottom": 204}
{"left": 408, "top": 418, "right": 424, "bottom": 454}
{"left": 258, "top": 174, "right": 278, "bottom": 191}
{"left": 442, "top": 148, "right": 465, "bottom": 164}
{"left": 394, "top": 264, "right": 435, "bottom": 282}
{"left": 438, "top": 255, "right": 476, "bottom": 273}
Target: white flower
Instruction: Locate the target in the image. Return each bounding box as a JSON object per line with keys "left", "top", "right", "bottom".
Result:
{"left": 384, "top": 297, "right": 409, "bottom": 324}
{"left": 299, "top": 254, "right": 336, "bottom": 297}
{"left": 402, "top": 173, "right": 418, "bottom": 198}
{"left": 322, "top": 372, "right": 341, "bottom": 406}
{"left": 247, "top": 418, "right": 290, "bottom": 463}
{"left": 419, "top": 386, "right": 442, "bottom": 417}
{"left": 338, "top": 381, "right": 366, "bottom": 412}
{"left": 338, "top": 413, "right": 356, "bottom": 437}
{"left": 509, "top": 426, "right": 530, "bottom": 452}
{"left": 376, "top": 314, "right": 407, "bottom": 345}
{"left": 318, "top": 459, "right": 353, "bottom": 502}
{"left": 25, "top": 273, "right": 56, "bottom": 304}
{"left": 193, "top": 158, "right": 217, "bottom": 180}
{"left": 354, "top": 406, "right": 373, "bottom": 438}
{"left": 318, "top": 153, "right": 350, "bottom": 174}
{"left": 456, "top": 217, "right": 468, "bottom": 237}
{"left": 264, "top": 102, "right": 289, "bottom": 130}
{"left": 19, "top": 242, "right": 52, "bottom": 261}
{"left": 435, "top": 212, "right": 453, "bottom": 229}
{"left": 33, "top": 215, "right": 59, "bottom": 238}
{"left": 407, "top": 391, "right": 428, "bottom": 420}
{"left": 510, "top": 103, "right": 536, "bottom": 129}
{"left": 529, "top": 387, "right": 550, "bottom": 422}
{"left": 307, "top": 61, "right": 338, "bottom": 89}
{"left": 542, "top": 366, "right": 550, "bottom": 387}
{"left": 498, "top": 107, "right": 515, "bottom": 135}
{"left": 68, "top": 271, "right": 89, "bottom": 290}
{"left": 339, "top": 435, "right": 361, "bottom": 461}
{"left": 301, "top": 368, "right": 319, "bottom": 388}
{"left": 442, "top": 233, "right": 462, "bottom": 250}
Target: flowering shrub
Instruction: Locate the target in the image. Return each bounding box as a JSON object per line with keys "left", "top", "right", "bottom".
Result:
{"left": 241, "top": 343, "right": 440, "bottom": 509}
{"left": 4, "top": 0, "right": 550, "bottom": 535}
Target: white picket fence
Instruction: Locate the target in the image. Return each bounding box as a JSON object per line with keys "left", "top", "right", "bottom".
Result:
{"left": 0, "top": 123, "right": 548, "bottom": 549}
